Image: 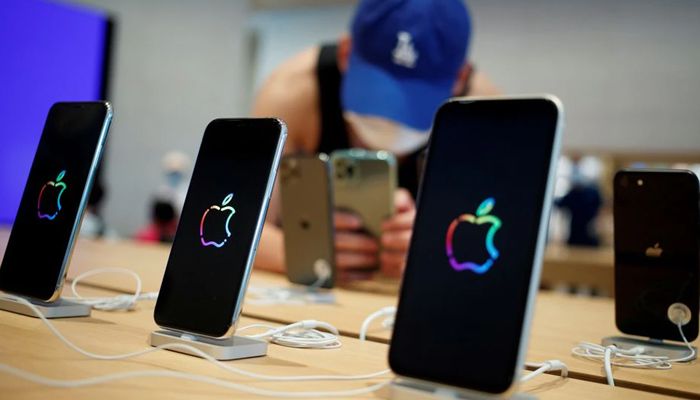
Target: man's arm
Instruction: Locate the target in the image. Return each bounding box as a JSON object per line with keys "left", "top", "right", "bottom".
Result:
{"left": 250, "top": 47, "right": 321, "bottom": 273}
{"left": 468, "top": 70, "right": 501, "bottom": 96}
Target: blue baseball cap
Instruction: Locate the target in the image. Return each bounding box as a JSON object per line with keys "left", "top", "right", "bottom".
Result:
{"left": 341, "top": 0, "right": 472, "bottom": 132}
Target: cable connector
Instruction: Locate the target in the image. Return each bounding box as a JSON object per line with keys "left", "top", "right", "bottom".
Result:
{"left": 543, "top": 360, "right": 568, "bottom": 378}
{"left": 521, "top": 360, "right": 569, "bottom": 382}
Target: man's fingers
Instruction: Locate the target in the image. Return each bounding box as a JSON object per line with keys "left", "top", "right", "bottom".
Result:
{"left": 335, "top": 232, "right": 379, "bottom": 252}
{"left": 381, "top": 230, "right": 412, "bottom": 251}
{"left": 394, "top": 188, "right": 415, "bottom": 212}
{"left": 334, "top": 212, "right": 363, "bottom": 230}
{"left": 336, "top": 252, "right": 378, "bottom": 269}
{"left": 381, "top": 209, "right": 416, "bottom": 231}
{"left": 380, "top": 250, "right": 406, "bottom": 278}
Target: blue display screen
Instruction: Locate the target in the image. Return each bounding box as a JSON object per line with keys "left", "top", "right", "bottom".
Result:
{"left": 0, "top": 0, "right": 110, "bottom": 224}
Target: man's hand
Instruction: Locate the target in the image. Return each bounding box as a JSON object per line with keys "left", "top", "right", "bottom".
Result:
{"left": 380, "top": 188, "right": 416, "bottom": 278}
{"left": 334, "top": 211, "right": 379, "bottom": 270}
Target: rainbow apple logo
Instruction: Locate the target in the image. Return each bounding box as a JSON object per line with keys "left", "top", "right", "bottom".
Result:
{"left": 200, "top": 193, "right": 236, "bottom": 248}
{"left": 37, "top": 170, "right": 67, "bottom": 220}
{"left": 445, "top": 197, "right": 502, "bottom": 274}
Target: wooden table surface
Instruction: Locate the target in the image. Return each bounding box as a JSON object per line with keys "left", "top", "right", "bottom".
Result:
{"left": 0, "top": 228, "right": 694, "bottom": 399}
{"left": 0, "top": 285, "right": 677, "bottom": 400}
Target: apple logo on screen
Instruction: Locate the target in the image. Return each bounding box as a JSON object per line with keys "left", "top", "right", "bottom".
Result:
{"left": 645, "top": 243, "right": 663, "bottom": 258}
{"left": 445, "top": 197, "right": 502, "bottom": 273}
{"left": 37, "top": 170, "right": 67, "bottom": 220}
{"left": 200, "top": 193, "right": 236, "bottom": 248}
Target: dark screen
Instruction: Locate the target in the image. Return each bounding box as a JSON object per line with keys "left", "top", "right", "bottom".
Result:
{"left": 389, "top": 98, "right": 560, "bottom": 393}
{"left": 154, "top": 119, "right": 284, "bottom": 338}
{"left": 0, "top": 102, "right": 110, "bottom": 301}
{"left": 614, "top": 170, "right": 699, "bottom": 342}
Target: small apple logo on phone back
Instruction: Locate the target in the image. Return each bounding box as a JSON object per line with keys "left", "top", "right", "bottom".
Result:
{"left": 200, "top": 193, "right": 236, "bottom": 248}
{"left": 645, "top": 243, "right": 663, "bottom": 258}
{"left": 38, "top": 170, "right": 67, "bottom": 220}
{"left": 445, "top": 197, "right": 502, "bottom": 274}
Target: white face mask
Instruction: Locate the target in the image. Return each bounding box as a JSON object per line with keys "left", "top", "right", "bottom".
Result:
{"left": 344, "top": 111, "right": 431, "bottom": 156}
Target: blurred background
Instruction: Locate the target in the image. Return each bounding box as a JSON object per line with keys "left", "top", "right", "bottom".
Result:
{"left": 1, "top": 0, "right": 699, "bottom": 258}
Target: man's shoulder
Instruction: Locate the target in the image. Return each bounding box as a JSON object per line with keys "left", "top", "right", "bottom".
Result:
{"left": 260, "top": 47, "right": 320, "bottom": 105}
{"left": 252, "top": 46, "right": 322, "bottom": 152}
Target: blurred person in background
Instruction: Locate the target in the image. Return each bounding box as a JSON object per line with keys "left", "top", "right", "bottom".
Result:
{"left": 134, "top": 151, "right": 190, "bottom": 243}
{"left": 156, "top": 151, "right": 191, "bottom": 216}
{"left": 556, "top": 157, "right": 603, "bottom": 247}
{"left": 253, "top": 0, "right": 500, "bottom": 278}
{"left": 79, "top": 168, "right": 117, "bottom": 239}
{"left": 134, "top": 200, "right": 178, "bottom": 243}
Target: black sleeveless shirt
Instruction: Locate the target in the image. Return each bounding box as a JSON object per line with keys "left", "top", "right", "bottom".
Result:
{"left": 315, "top": 44, "right": 423, "bottom": 199}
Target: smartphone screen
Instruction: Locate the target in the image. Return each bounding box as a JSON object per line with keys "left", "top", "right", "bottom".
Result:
{"left": 281, "top": 155, "right": 335, "bottom": 288}
{"left": 0, "top": 102, "right": 111, "bottom": 302}
{"left": 614, "top": 169, "right": 699, "bottom": 342}
{"left": 154, "top": 119, "right": 286, "bottom": 338}
{"left": 389, "top": 97, "right": 562, "bottom": 394}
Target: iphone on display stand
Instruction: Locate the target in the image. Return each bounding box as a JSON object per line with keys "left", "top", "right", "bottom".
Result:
{"left": 151, "top": 118, "right": 286, "bottom": 360}
{"left": 0, "top": 102, "right": 113, "bottom": 318}
{"left": 389, "top": 96, "right": 563, "bottom": 398}
{"left": 603, "top": 169, "right": 699, "bottom": 359}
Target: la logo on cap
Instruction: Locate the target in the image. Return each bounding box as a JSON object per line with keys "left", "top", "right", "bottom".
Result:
{"left": 392, "top": 31, "right": 418, "bottom": 69}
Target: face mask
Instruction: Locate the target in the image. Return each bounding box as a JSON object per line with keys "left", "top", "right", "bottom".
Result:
{"left": 344, "top": 111, "right": 430, "bottom": 156}
{"left": 167, "top": 171, "right": 184, "bottom": 188}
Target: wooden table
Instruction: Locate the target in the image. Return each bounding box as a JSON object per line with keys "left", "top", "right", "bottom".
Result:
{"left": 541, "top": 244, "right": 614, "bottom": 296}
{"left": 0, "top": 229, "right": 617, "bottom": 298}
{"left": 0, "top": 228, "right": 694, "bottom": 399}
{"left": 0, "top": 285, "right": 677, "bottom": 400}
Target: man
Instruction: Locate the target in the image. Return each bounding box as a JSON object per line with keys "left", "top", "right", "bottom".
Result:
{"left": 253, "top": 0, "right": 499, "bottom": 278}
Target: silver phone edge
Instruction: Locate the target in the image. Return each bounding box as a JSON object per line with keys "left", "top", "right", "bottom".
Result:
{"left": 48, "top": 102, "right": 114, "bottom": 302}
{"left": 226, "top": 119, "right": 288, "bottom": 338}
{"left": 509, "top": 94, "right": 564, "bottom": 396}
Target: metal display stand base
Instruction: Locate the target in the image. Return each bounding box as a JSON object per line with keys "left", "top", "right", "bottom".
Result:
{"left": 602, "top": 336, "right": 697, "bottom": 361}
{"left": 391, "top": 379, "right": 537, "bottom": 400}
{"left": 149, "top": 329, "right": 268, "bottom": 361}
{"left": 0, "top": 296, "right": 91, "bottom": 319}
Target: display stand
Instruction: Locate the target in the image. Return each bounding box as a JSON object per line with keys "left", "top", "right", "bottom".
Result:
{"left": 149, "top": 329, "right": 268, "bottom": 361}
{"left": 391, "top": 378, "right": 536, "bottom": 400}
{"left": 0, "top": 296, "right": 91, "bottom": 319}
{"left": 602, "top": 336, "right": 697, "bottom": 361}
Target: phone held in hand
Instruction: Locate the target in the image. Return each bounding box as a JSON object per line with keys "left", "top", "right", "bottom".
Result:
{"left": 331, "top": 148, "right": 397, "bottom": 239}
{"left": 281, "top": 154, "right": 335, "bottom": 288}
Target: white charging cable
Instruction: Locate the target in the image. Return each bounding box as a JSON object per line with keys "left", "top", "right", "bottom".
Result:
{"left": 237, "top": 320, "right": 342, "bottom": 349}
{"left": 358, "top": 306, "right": 568, "bottom": 382}
{"left": 359, "top": 306, "right": 396, "bottom": 340}
{"left": 0, "top": 363, "right": 390, "bottom": 398}
{"left": 572, "top": 303, "right": 696, "bottom": 386}
{"left": 246, "top": 260, "right": 334, "bottom": 306}
{"left": 65, "top": 268, "right": 335, "bottom": 349}
{"left": 0, "top": 293, "right": 391, "bottom": 393}
{"left": 65, "top": 268, "right": 158, "bottom": 311}
{"left": 521, "top": 360, "right": 568, "bottom": 382}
